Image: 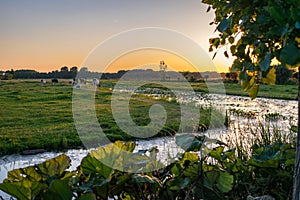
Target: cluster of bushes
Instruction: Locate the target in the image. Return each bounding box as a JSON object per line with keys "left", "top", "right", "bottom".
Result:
{"left": 0, "top": 131, "right": 295, "bottom": 199}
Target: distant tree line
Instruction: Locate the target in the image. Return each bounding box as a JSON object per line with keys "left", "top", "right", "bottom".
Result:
{"left": 0, "top": 65, "right": 297, "bottom": 85}
{"left": 0, "top": 66, "right": 78, "bottom": 80}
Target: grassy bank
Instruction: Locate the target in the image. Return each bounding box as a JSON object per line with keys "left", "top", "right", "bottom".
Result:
{"left": 0, "top": 80, "right": 223, "bottom": 156}
{"left": 223, "top": 83, "right": 297, "bottom": 100}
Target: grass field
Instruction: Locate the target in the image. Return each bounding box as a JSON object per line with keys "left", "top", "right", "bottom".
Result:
{"left": 0, "top": 80, "right": 225, "bottom": 156}
{"left": 0, "top": 80, "right": 79, "bottom": 155}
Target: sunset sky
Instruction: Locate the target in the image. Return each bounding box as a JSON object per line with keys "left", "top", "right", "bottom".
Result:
{"left": 0, "top": 0, "right": 234, "bottom": 73}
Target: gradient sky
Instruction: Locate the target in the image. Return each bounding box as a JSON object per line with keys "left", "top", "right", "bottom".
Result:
{"left": 0, "top": 0, "right": 234, "bottom": 72}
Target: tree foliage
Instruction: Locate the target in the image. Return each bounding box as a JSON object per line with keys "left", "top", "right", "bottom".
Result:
{"left": 203, "top": 0, "right": 300, "bottom": 99}
{"left": 202, "top": 1, "right": 300, "bottom": 199}
{"left": 0, "top": 138, "right": 295, "bottom": 199}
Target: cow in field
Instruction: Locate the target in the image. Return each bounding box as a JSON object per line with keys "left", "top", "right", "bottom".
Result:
{"left": 93, "top": 78, "right": 100, "bottom": 88}
{"left": 40, "top": 79, "right": 46, "bottom": 86}
{"left": 52, "top": 78, "right": 58, "bottom": 84}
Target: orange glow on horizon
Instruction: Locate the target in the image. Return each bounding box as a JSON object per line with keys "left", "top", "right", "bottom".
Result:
{"left": 0, "top": 49, "right": 230, "bottom": 73}
{"left": 105, "top": 49, "right": 199, "bottom": 73}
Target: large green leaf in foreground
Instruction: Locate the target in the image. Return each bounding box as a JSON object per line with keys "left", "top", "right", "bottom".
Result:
{"left": 0, "top": 154, "right": 71, "bottom": 199}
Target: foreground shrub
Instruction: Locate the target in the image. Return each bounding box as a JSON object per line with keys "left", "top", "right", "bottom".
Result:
{"left": 0, "top": 135, "right": 295, "bottom": 199}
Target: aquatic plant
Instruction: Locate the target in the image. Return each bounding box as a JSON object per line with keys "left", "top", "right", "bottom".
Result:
{"left": 0, "top": 132, "right": 295, "bottom": 199}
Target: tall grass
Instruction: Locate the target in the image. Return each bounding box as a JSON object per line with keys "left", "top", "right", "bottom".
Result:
{"left": 221, "top": 116, "right": 297, "bottom": 161}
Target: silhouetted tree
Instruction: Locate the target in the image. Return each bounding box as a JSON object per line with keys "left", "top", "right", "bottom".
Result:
{"left": 60, "top": 66, "right": 69, "bottom": 72}
{"left": 70, "top": 66, "right": 78, "bottom": 79}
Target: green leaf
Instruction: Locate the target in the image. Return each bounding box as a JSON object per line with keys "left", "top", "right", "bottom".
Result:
{"left": 291, "top": 7, "right": 300, "bottom": 21}
{"left": 249, "top": 144, "right": 281, "bottom": 168}
{"left": 133, "top": 174, "right": 161, "bottom": 186}
{"left": 114, "top": 141, "right": 136, "bottom": 152}
{"left": 169, "top": 177, "right": 190, "bottom": 190}
{"left": 27, "top": 181, "right": 47, "bottom": 199}
{"left": 267, "top": 4, "right": 286, "bottom": 25}
{"left": 171, "top": 163, "right": 181, "bottom": 176}
{"left": 209, "top": 146, "right": 224, "bottom": 161}
{"left": 60, "top": 170, "right": 77, "bottom": 182}
{"left": 183, "top": 163, "right": 199, "bottom": 177}
{"left": 82, "top": 141, "right": 150, "bottom": 174}
{"left": 286, "top": 159, "right": 295, "bottom": 166}
{"left": 86, "top": 141, "right": 141, "bottom": 174}
{"left": 230, "top": 45, "right": 236, "bottom": 55}
{"left": 37, "top": 154, "right": 71, "bottom": 177}
{"left": 266, "top": 67, "right": 276, "bottom": 84}
{"left": 81, "top": 154, "right": 113, "bottom": 179}
{"left": 280, "top": 44, "right": 300, "bottom": 67}
{"left": 0, "top": 182, "right": 31, "bottom": 200}
{"left": 291, "top": 126, "right": 298, "bottom": 132}
{"left": 237, "top": 44, "right": 246, "bottom": 57}
{"left": 217, "top": 17, "right": 230, "bottom": 32}
{"left": 176, "top": 134, "right": 203, "bottom": 151}
{"left": 43, "top": 180, "right": 72, "bottom": 200}
{"left": 288, "top": 0, "right": 300, "bottom": 5}
{"left": 179, "top": 152, "right": 199, "bottom": 168}
{"left": 228, "top": 37, "right": 235, "bottom": 44}
{"left": 6, "top": 166, "right": 42, "bottom": 182}
{"left": 0, "top": 165, "right": 47, "bottom": 199}
{"left": 0, "top": 180, "right": 46, "bottom": 200}
{"left": 262, "top": 67, "right": 276, "bottom": 85}
{"left": 209, "top": 38, "right": 220, "bottom": 46}
{"left": 241, "top": 80, "right": 249, "bottom": 91}
{"left": 205, "top": 171, "right": 219, "bottom": 187}
{"left": 78, "top": 193, "right": 96, "bottom": 200}
{"left": 247, "top": 84, "right": 259, "bottom": 100}
{"left": 249, "top": 157, "right": 280, "bottom": 168}
{"left": 202, "top": 163, "right": 214, "bottom": 172}
{"left": 222, "top": 148, "right": 236, "bottom": 160}
{"left": 216, "top": 172, "right": 233, "bottom": 193}
{"left": 260, "top": 54, "right": 272, "bottom": 72}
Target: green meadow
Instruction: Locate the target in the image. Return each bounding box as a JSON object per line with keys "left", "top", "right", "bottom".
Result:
{"left": 0, "top": 80, "right": 223, "bottom": 156}
{"left": 0, "top": 80, "right": 296, "bottom": 156}
{"left": 0, "top": 80, "right": 80, "bottom": 155}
